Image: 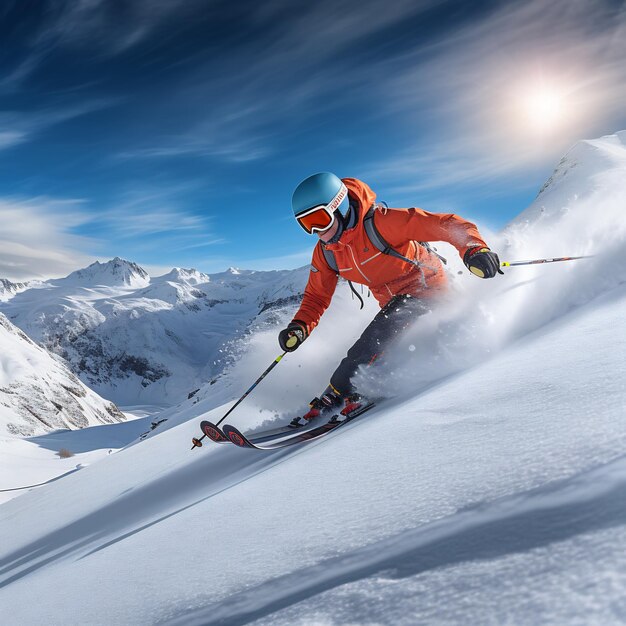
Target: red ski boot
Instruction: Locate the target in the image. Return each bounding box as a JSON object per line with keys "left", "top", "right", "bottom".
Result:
{"left": 290, "top": 388, "right": 343, "bottom": 427}
{"left": 340, "top": 394, "right": 364, "bottom": 416}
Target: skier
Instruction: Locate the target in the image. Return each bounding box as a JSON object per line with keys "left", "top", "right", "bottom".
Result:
{"left": 279, "top": 172, "right": 501, "bottom": 421}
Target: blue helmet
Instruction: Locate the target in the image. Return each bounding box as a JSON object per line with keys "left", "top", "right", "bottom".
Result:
{"left": 292, "top": 172, "right": 349, "bottom": 234}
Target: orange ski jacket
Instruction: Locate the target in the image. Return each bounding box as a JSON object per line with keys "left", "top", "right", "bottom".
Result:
{"left": 293, "top": 178, "right": 488, "bottom": 335}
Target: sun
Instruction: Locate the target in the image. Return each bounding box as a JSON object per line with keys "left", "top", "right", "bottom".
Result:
{"left": 520, "top": 83, "right": 565, "bottom": 133}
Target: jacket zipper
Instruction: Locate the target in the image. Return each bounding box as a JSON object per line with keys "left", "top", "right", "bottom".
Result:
{"left": 360, "top": 251, "right": 382, "bottom": 265}
{"left": 343, "top": 242, "right": 371, "bottom": 283}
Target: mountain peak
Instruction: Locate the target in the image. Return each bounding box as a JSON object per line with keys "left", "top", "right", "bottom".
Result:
{"left": 63, "top": 257, "right": 150, "bottom": 288}
{"left": 512, "top": 130, "right": 626, "bottom": 227}
{"left": 0, "top": 278, "right": 29, "bottom": 301}
{"left": 159, "top": 267, "right": 210, "bottom": 285}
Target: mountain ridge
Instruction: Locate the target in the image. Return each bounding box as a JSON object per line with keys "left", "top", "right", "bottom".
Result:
{"left": 0, "top": 312, "right": 125, "bottom": 437}
{"left": 0, "top": 260, "right": 310, "bottom": 406}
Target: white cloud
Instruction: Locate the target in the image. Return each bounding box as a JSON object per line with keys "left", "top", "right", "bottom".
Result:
{"left": 0, "top": 131, "right": 27, "bottom": 150}
{"left": 0, "top": 184, "right": 225, "bottom": 282}
{"left": 99, "top": 206, "right": 207, "bottom": 239}
{"left": 0, "top": 197, "right": 97, "bottom": 280}
{"left": 84, "top": 185, "right": 223, "bottom": 256}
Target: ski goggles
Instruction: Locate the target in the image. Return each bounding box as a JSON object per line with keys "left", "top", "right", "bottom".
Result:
{"left": 295, "top": 184, "right": 347, "bottom": 234}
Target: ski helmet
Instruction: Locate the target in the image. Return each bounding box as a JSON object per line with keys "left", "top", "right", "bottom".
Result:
{"left": 292, "top": 172, "right": 349, "bottom": 234}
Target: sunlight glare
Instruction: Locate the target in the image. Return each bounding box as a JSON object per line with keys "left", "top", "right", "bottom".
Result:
{"left": 522, "top": 84, "right": 564, "bottom": 133}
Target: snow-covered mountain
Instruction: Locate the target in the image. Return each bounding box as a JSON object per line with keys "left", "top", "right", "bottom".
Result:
{"left": 0, "top": 132, "right": 625, "bottom": 624}
{"left": 0, "top": 313, "right": 125, "bottom": 437}
{"left": 0, "top": 278, "right": 30, "bottom": 301}
{"left": 62, "top": 256, "right": 150, "bottom": 288}
{"left": 0, "top": 258, "right": 310, "bottom": 407}
{"left": 157, "top": 267, "right": 211, "bottom": 285}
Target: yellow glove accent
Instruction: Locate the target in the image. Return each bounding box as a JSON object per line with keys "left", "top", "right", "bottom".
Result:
{"left": 468, "top": 248, "right": 490, "bottom": 277}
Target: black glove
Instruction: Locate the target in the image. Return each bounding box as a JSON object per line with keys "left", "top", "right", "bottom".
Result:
{"left": 278, "top": 321, "right": 307, "bottom": 352}
{"left": 464, "top": 247, "right": 503, "bottom": 279}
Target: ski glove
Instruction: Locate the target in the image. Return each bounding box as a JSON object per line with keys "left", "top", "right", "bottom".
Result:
{"left": 464, "top": 247, "right": 504, "bottom": 279}
{"left": 278, "top": 321, "right": 307, "bottom": 352}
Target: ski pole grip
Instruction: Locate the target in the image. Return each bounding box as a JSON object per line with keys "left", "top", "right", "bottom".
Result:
{"left": 286, "top": 335, "right": 299, "bottom": 349}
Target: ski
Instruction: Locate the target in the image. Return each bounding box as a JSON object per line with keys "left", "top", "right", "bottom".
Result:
{"left": 222, "top": 401, "right": 377, "bottom": 451}
{"left": 191, "top": 420, "right": 229, "bottom": 449}
{"left": 200, "top": 420, "right": 230, "bottom": 443}
{"left": 193, "top": 414, "right": 321, "bottom": 449}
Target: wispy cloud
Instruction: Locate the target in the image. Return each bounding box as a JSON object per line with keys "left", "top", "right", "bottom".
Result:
{"left": 0, "top": 131, "right": 27, "bottom": 150}
{"left": 38, "top": 0, "right": 209, "bottom": 56}
{"left": 368, "top": 0, "right": 626, "bottom": 192}
{"left": 0, "top": 197, "right": 96, "bottom": 280}
{"left": 0, "top": 0, "right": 213, "bottom": 95}
{"left": 231, "top": 249, "right": 313, "bottom": 272}
{"left": 86, "top": 185, "right": 222, "bottom": 254}
{"left": 0, "top": 189, "right": 222, "bottom": 280}
{"left": 116, "top": 1, "right": 441, "bottom": 164}
{"left": 118, "top": 129, "right": 271, "bottom": 164}
{"left": 0, "top": 98, "right": 120, "bottom": 152}
{"left": 2, "top": 0, "right": 623, "bottom": 277}
{"left": 99, "top": 206, "right": 207, "bottom": 239}
{"left": 0, "top": 52, "right": 46, "bottom": 93}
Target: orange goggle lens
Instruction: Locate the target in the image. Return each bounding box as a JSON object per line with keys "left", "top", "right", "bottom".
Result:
{"left": 296, "top": 206, "right": 335, "bottom": 234}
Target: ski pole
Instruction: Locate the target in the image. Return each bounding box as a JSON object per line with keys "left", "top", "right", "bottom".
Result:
{"left": 501, "top": 255, "right": 594, "bottom": 268}
{"left": 191, "top": 342, "right": 295, "bottom": 450}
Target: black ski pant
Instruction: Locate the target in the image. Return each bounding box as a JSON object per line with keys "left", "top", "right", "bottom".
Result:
{"left": 329, "top": 294, "right": 429, "bottom": 397}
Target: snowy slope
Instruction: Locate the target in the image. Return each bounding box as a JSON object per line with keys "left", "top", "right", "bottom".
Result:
{"left": 0, "top": 277, "right": 623, "bottom": 625}
{"left": 0, "top": 132, "right": 625, "bottom": 625}
{"left": 0, "top": 313, "right": 125, "bottom": 437}
{"left": 0, "top": 259, "right": 310, "bottom": 407}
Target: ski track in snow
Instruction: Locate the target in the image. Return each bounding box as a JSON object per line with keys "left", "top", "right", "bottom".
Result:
{"left": 165, "top": 455, "right": 626, "bottom": 626}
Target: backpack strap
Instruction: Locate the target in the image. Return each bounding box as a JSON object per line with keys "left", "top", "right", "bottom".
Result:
{"left": 363, "top": 205, "right": 447, "bottom": 265}
{"left": 318, "top": 241, "right": 364, "bottom": 309}
{"left": 319, "top": 240, "right": 339, "bottom": 274}
{"left": 363, "top": 205, "right": 447, "bottom": 287}
{"left": 420, "top": 240, "right": 448, "bottom": 265}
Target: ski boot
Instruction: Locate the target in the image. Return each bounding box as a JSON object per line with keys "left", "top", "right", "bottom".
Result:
{"left": 289, "top": 386, "right": 343, "bottom": 427}
{"left": 325, "top": 393, "right": 367, "bottom": 424}
{"left": 340, "top": 393, "right": 364, "bottom": 416}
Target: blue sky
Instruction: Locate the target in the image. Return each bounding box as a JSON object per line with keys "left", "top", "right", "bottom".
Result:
{"left": 1, "top": 0, "right": 625, "bottom": 280}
